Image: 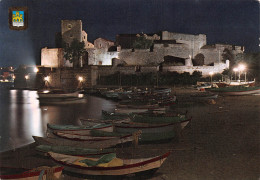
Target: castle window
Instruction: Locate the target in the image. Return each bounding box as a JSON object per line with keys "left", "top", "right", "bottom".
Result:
{"left": 70, "top": 34, "right": 73, "bottom": 38}
{"left": 100, "top": 44, "right": 102, "bottom": 48}
{"left": 68, "top": 24, "right": 72, "bottom": 29}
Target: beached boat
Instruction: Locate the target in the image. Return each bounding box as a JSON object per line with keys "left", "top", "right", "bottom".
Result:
{"left": 91, "top": 129, "right": 175, "bottom": 143}
{"left": 0, "top": 166, "right": 63, "bottom": 180}
{"left": 48, "top": 151, "right": 170, "bottom": 177}
{"left": 79, "top": 118, "right": 130, "bottom": 126}
{"left": 114, "top": 122, "right": 177, "bottom": 134}
{"left": 102, "top": 110, "right": 130, "bottom": 120}
{"left": 115, "top": 107, "right": 166, "bottom": 114}
{"left": 209, "top": 86, "right": 260, "bottom": 96}
{"left": 46, "top": 123, "right": 113, "bottom": 136}
{"left": 190, "top": 92, "right": 218, "bottom": 99}
{"left": 35, "top": 145, "right": 115, "bottom": 156}
{"left": 131, "top": 113, "right": 188, "bottom": 124}
{"left": 33, "top": 131, "right": 139, "bottom": 149}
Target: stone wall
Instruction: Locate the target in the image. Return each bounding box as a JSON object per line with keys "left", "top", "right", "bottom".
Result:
{"left": 88, "top": 49, "right": 118, "bottom": 65}
{"left": 61, "top": 20, "right": 82, "bottom": 45}
{"left": 46, "top": 67, "right": 93, "bottom": 90}
{"left": 94, "top": 38, "right": 114, "bottom": 49}
{"left": 41, "top": 48, "right": 64, "bottom": 68}
{"left": 162, "top": 60, "right": 229, "bottom": 76}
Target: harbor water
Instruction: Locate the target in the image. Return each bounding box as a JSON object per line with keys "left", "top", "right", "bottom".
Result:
{"left": 0, "top": 83, "right": 116, "bottom": 152}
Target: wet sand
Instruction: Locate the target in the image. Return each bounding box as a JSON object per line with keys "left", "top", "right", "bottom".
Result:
{"left": 0, "top": 88, "right": 259, "bottom": 180}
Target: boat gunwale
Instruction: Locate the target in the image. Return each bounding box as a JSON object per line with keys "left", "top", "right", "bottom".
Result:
{"left": 48, "top": 152, "right": 170, "bottom": 171}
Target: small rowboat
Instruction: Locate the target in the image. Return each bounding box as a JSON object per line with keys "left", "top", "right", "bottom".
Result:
{"left": 91, "top": 129, "right": 175, "bottom": 143}
{"left": 79, "top": 118, "right": 130, "bottom": 126}
{"left": 33, "top": 131, "right": 140, "bottom": 149}
{"left": 0, "top": 166, "right": 63, "bottom": 180}
{"left": 48, "top": 151, "right": 170, "bottom": 177}
{"left": 37, "top": 89, "right": 80, "bottom": 98}
{"left": 114, "top": 122, "right": 176, "bottom": 134}
{"left": 47, "top": 123, "right": 113, "bottom": 136}
{"left": 35, "top": 145, "right": 115, "bottom": 156}
{"left": 209, "top": 86, "right": 260, "bottom": 96}
{"left": 115, "top": 107, "right": 166, "bottom": 114}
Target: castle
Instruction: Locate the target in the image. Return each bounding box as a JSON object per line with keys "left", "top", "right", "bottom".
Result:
{"left": 39, "top": 20, "right": 244, "bottom": 88}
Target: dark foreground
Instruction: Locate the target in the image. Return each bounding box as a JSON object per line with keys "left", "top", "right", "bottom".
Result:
{"left": 0, "top": 93, "right": 259, "bottom": 180}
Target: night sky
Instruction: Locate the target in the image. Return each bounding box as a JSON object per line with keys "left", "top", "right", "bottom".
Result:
{"left": 0, "top": 0, "right": 259, "bottom": 67}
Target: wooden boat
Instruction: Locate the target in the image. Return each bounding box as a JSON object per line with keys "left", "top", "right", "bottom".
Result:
{"left": 130, "top": 113, "right": 189, "bottom": 124}
{"left": 46, "top": 123, "right": 113, "bottom": 136}
{"left": 102, "top": 110, "right": 130, "bottom": 120}
{"left": 91, "top": 129, "right": 175, "bottom": 143}
{"left": 190, "top": 92, "right": 218, "bottom": 99}
{"left": 35, "top": 145, "right": 115, "bottom": 156}
{"left": 38, "top": 96, "right": 86, "bottom": 105}
{"left": 33, "top": 131, "right": 140, "bottom": 149}
{"left": 48, "top": 151, "right": 170, "bottom": 177}
{"left": 0, "top": 166, "right": 63, "bottom": 180}
{"left": 79, "top": 118, "right": 130, "bottom": 126}
{"left": 115, "top": 107, "right": 166, "bottom": 114}
{"left": 114, "top": 122, "right": 177, "bottom": 134}
{"left": 37, "top": 89, "right": 80, "bottom": 98}
{"left": 208, "top": 86, "right": 260, "bottom": 96}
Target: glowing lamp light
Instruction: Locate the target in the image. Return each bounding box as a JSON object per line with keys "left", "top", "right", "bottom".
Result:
{"left": 25, "top": 75, "right": 29, "bottom": 80}
{"left": 233, "top": 68, "right": 238, "bottom": 72}
{"left": 238, "top": 64, "right": 246, "bottom": 71}
{"left": 209, "top": 72, "right": 214, "bottom": 76}
{"left": 13, "top": 75, "right": 16, "bottom": 79}
{"left": 78, "top": 76, "right": 83, "bottom": 82}
{"left": 44, "top": 76, "right": 50, "bottom": 82}
{"left": 34, "top": 67, "right": 39, "bottom": 73}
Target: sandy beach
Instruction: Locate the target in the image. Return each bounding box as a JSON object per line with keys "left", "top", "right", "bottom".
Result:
{"left": 0, "top": 87, "right": 259, "bottom": 180}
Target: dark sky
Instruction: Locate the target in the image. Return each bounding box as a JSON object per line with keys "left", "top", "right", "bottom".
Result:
{"left": 0, "top": 0, "right": 259, "bottom": 67}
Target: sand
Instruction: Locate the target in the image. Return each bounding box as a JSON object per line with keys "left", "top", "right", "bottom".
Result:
{"left": 0, "top": 87, "right": 259, "bottom": 180}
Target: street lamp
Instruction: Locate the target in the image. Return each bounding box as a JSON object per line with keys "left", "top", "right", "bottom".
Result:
{"left": 44, "top": 76, "right": 50, "bottom": 82}
{"left": 209, "top": 71, "right": 214, "bottom": 84}
{"left": 25, "top": 75, "right": 29, "bottom": 80}
{"left": 78, "top": 76, "right": 83, "bottom": 82}
{"left": 34, "top": 67, "right": 39, "bottom": 73}
{"left": 233, "top": 68, "right": 238, "bottom": 81}
{"left": 238, "top": 64, "right": 246, "bottom": 83}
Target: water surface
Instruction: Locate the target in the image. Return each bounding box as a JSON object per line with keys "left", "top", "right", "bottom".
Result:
{"left": 0, "top": 84, "right": 116, "bottom": 152}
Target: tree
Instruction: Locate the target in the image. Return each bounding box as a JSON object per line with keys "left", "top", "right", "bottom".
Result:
{"left": 63, "top": 39, "right": 86, "bottom": 68}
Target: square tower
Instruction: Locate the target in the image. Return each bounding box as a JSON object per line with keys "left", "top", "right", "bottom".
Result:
{"left": 61, "top": 20, "right": 82, "bottom": 45}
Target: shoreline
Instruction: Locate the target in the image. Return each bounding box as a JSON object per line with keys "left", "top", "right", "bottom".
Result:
{"left": 0, "top": 91, "right": 259, "bottom": 179}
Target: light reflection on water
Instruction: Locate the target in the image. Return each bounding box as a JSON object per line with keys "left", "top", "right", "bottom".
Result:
{"left": 0, "top": 86, "right": 116, "bottom": 152}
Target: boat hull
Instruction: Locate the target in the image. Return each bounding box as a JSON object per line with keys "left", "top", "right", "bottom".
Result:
{"left": 0, "top": 166, "right": 63, "bottom": 180}
{"left": 48, "top": 152, "right": 170, "bottom": 176}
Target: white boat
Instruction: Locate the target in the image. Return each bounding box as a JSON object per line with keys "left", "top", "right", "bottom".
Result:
{"left": 48, "top": 151, "right": 170, "bottom": 177}
{"left": 46, "top": 123, "right": 113, "bottom": 136}
{"left": 37, "top": 89, "right": 80, "bottom": 98}
{"left": 33, "top": 131, "right": 139, "bottom": 149}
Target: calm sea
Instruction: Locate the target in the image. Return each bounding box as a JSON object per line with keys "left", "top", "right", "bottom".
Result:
{"left": 0, "top": 83, "right": 116, "bottom": 152}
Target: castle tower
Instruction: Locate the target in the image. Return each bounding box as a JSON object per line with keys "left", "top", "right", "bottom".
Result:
{"left": 61, "top": 20, "right": 82, "bottom": 45}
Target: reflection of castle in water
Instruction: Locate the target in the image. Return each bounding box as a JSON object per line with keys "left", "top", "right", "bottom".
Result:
{"left": 12, "top": 11, "right": 24, "bottom": 27}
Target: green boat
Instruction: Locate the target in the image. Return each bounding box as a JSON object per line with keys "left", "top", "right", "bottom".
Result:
{"left": 35, "top": 145, "right": 115, "bottom": 156}
{"left": 101, "top": 110, "right": 129, "bottom": 120}
{"left": 90, "top": 129, "right": 175, "bottom": 143}
{"left": 208, "top": 86, "right": 260, "bottom": 96}
{"left": 130, "top": 113, "right": 188, "bottom": 124}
